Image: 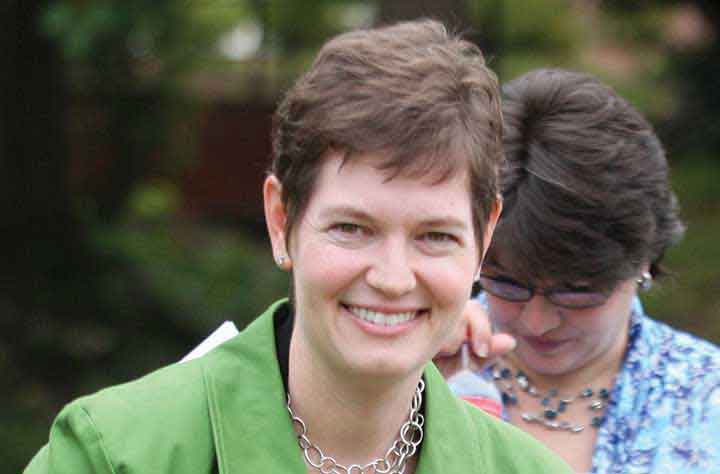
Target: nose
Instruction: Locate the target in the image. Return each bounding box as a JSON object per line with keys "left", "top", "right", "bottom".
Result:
{"left": 365, "top": 238, "right": 416, "bottom": 298}
{"left": 518, "top": 295, "right": 562, "bottom": 336}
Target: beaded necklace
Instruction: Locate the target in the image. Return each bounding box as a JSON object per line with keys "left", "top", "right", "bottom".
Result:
{"left": 490, "top": 363, "right": 611, "bottom": 434}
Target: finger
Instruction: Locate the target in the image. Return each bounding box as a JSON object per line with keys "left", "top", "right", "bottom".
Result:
{"left": 436, "top": 315, "right": 467, "bottom": 358}
{"left": 488, "top": 333, "right": 517, "bottom": 359}
{"left": 462, "top": 333, "right": 516, "bottom": 373}
{"left": 465, "top": 300, "right": 492, "bottom": 358}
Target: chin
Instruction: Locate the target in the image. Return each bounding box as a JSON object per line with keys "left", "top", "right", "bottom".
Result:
{"left": 342, "top": 350, "right": 428, "bottom": 380}
{"left": 517, "top": 349, "right": 580, "bottom": 377}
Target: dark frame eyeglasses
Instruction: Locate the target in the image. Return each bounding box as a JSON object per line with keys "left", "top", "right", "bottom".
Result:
{"left": 476, "top": 274, "right": 611, "bottom": 309}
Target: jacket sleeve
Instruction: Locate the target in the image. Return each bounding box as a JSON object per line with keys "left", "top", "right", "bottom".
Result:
{"left": 24, "top": 404, "right": 115, "bottom": 474}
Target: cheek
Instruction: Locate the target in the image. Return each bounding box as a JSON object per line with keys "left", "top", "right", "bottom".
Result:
{"left": 294, "top": 243, "right": 366, "bottom": 297}
{"left": 420, "top": 257, "right": 476, "bottom": 311}
{"left": 563, "top": 305, "right": 610, "bottom": 331}
{"left": 577, "top": 312, "right": 619, "bottom": 342}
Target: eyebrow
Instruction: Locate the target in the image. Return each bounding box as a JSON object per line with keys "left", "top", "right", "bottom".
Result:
{"left": 319, "top": 206, "right": 373, "bottom": 221}
{"left": 318, "top": 205, "right": 470, "bottom": 230}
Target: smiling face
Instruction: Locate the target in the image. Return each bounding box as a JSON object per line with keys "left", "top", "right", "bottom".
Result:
{"left": 265, "top": 150, "right": 499, "bottom": 380}
{"left": 483, "top": 257, "right": 637, "bottom": 378}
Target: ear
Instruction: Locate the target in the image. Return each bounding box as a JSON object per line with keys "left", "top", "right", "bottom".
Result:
{"left": 263, "top": 175, "right": 291, "bottom": 269}
{"left": 477, "top": 195, "right": 503, "bottom": 276}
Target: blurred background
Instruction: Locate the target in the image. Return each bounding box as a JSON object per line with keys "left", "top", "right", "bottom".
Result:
{"left": 3, "top": 1, "right": 719, "bottom": 470}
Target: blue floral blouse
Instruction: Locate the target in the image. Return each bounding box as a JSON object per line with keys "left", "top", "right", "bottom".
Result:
{"left": 473, "top": 296, "right": 720, "bottom": 473}
{"left": 591, "top": 300, "right": 720, "bottom": 473}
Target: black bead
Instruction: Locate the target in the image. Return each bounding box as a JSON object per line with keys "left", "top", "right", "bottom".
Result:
{"left": 591, "top": 416, "right": 606, "bottom": 427}
{"left": 599, "top": 388, "right": 610, "bottom": 399}
{"left": 500, "top": 368, "right": 512, "bottom": 379}
{"left": 544, "top": 409, "right": 558, "bottom": 420}
{"left": 502, "top": 392, "right": 518, "bottom": 405}
{"left": 581, "top": 388, "right": 594, "bottom": 398}
{"left": 558, "top": 400, "right": 568, "bottom": 412}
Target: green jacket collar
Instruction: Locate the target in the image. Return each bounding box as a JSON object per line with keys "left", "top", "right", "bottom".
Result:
{"left": 201, "top": 300, "right": 486, "bottom": 473}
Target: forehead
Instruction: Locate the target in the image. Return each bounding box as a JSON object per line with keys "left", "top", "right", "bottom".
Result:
{"left": 307, "top": 150, "right": 473, "bottom": 220}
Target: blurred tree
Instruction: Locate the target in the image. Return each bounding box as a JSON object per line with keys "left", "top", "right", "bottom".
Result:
{"left": 603, "top": 0, "right": 720, "bottom": 156}
{"left": 377, "top": 0, "right": 469, "bottom": 25}
{"left": 40, "top": 0, "right": 251, "bottom": 219}
{"left": 2, "top": 0, "right": 88, "bottom": 377}
{"left": 2, "top": 2, "right": 243, "bottom": 468}
{"left": 377, "top": 0, "right": 504, "bottom": 68}
{"left": 665, "top": 1, "right": 720, "bottom": 156}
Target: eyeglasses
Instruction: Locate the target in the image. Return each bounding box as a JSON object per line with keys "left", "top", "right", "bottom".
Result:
{"left": 477, "top": 274, "right": 611, "bottom": 309}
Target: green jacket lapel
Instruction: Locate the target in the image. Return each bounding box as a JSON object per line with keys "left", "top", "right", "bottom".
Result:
{"left": 416, "top": 364, "right": 485, "bottom": 472}
{"left": 202, "top": 301, "right": 306, "bottom": 474}
{"left": 201, "top": 300, "right": 484, "bottom": 473}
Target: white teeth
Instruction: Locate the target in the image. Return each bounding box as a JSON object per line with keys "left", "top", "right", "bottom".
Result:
{"left": 347, "top": 306, "right": 418, "bottom": 327}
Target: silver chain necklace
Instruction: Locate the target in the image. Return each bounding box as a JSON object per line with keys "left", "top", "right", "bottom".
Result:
{"left": 286, "top": 379, "right": 425, "bottom": 474}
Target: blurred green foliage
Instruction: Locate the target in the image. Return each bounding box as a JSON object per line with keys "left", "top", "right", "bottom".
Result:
{"left": 644, "top": 159, "right": 720, "bottom": 342}
{"left": 91, "top": 219, "right": 288, "bottom": 332}
{"left": 41, "top": 0, "right": 250, "bottom": 72}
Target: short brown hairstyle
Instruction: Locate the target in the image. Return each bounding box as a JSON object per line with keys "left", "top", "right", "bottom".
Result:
{"left": 271, "top": 19, "right": 503, "bottom": 248}
{"left": 486, "top": 68, "right": 685, "bottom": 287}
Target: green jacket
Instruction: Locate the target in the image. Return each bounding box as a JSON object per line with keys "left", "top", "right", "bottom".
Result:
{"left": 26, "top": 301, "right": 571, "bottom": 473}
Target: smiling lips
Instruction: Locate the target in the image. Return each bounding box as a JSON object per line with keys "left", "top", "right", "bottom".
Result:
{"left": 345, "top": 304, "right": 423, "bottom": 327}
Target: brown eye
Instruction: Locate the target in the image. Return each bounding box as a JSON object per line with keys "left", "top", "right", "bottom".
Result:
{"left": 417, "top": 231, "right": 460, "bottom": 254}
{"left": 328, "top": 222, "right": 370, "bottom": 241}
{"left": 422, "top": 232, "right": 456, "bottom": 243}
{"left": 335, "top": 223, "right": 361, "bottom": 234}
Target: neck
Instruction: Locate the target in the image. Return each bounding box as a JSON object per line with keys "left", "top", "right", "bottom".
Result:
{"left": 287, "top": 330, "right": 422, "bottom": 468}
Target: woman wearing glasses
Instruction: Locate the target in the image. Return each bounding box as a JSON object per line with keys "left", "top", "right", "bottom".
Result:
{"left": 437, "top": 69, "right": 720, "bottom": 473}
